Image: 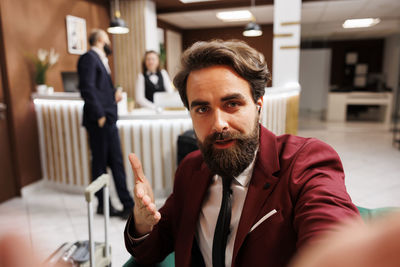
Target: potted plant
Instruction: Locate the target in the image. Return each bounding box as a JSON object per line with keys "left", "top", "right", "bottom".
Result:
{"left": 31, "top": 48, "right": 59, "bottom": 93}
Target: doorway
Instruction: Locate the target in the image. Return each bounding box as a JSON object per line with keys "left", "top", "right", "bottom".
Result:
{"left": 0, "top": 4, "right": 18, "bottom": 203}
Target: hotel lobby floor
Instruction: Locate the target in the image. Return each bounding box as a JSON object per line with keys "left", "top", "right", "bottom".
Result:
{"left": 1, "top": 119, "right": 399, "bottom": 266}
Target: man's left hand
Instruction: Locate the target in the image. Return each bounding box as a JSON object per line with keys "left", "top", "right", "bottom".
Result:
{"left": 115, "top": 88, "right": 123, "bottom": 102}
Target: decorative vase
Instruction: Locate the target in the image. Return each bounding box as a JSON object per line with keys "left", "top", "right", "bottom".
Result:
{"left": 36, "top": 84, "right": 47, "bottom": 94}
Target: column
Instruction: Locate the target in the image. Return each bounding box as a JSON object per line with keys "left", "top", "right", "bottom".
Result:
{"left": 272, "top": 0, "right": 301, "bottom": 134}
{"left": 273, "top": 0, "right": 301, "bottom": 87}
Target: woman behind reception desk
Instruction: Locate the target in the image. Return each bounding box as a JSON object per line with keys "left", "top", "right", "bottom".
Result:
{"left": 135, "top": 50, "right": 174, "bottom": 109}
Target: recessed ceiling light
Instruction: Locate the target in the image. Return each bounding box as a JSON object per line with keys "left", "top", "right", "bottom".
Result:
{"left": 342, "top": 18, "right": 381, "bottom": 28}
{"left": 180, "top": 0, "right": 219, "bottom": 3}
{"left": 216, "top": 10, "right": 253, "bottom": 22}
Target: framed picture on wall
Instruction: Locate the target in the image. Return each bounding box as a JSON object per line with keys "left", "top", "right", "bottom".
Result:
{"left": 66, "top": 15, "right": 87, "bottom": 55}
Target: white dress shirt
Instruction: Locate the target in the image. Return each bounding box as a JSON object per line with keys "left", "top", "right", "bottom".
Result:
{"left": 91, "top": 47, "right": 111, "bottom": 74}
{"left": 196, "top": 158, "right": 256, "bottom": 267}
{"left": 135, "top": 69, "right": 174, "bottom": 109}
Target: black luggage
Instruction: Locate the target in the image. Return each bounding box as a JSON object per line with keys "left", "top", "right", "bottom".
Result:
{"left": 177, "top": 129, "right": 198, "bottom": 165}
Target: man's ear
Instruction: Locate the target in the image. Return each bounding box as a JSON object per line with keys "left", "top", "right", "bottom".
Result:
{"left": 256, "top": 96, "right": 263, "bottom": 113}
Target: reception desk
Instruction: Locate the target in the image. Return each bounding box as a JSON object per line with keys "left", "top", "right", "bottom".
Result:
{"left": 32, "top": 86, "right": 300, "bottom": 197}
{"left": 33, "top": 93, "right": 192, "bottom": 198}
{"left": 327, "top": 91, "right": 393, "bottom": 126}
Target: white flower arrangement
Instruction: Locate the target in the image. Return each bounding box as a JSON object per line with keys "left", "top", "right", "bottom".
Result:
{"left": 31, "top": 48, "right": 59, "bottom": 85}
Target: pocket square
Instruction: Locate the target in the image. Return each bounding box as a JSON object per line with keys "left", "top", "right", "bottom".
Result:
{"left": 249, "top": 209, "right": 277, "bottom": 233}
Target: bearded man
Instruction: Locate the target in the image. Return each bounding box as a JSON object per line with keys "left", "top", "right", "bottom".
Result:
{"left": 124, "top": 40, "right": 360, "bottom": 267}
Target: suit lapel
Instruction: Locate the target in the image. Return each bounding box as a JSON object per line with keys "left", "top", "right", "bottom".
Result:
{"left": 179, "top": 162, "right": 213, "bottom": 266}
{"left": 89, "top": 50, "right": 114, "bottom": 87}
{"left": 232, "top": 126, "right": 280, "bottom": 263}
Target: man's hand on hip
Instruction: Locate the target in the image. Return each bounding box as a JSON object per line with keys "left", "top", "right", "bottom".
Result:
{"left": 129, "top": 153, "right": 161, "bottom": 236}
{"left": 115, "top": 88, "right": 123, "bottom": 102}
{"left": 98, "top": 116, "right": 106, "bottom": 128}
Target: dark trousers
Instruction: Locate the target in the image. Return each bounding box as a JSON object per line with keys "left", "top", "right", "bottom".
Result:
{"left": 86, "top": 123, "right": 134, "bottom": 209}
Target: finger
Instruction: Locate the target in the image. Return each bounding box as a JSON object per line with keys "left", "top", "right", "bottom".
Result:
{"left": 146, "top": 202, "right": 157, "bottom": 213}
{"left": 142, "top": 195, "right": 152, "bottom": 207}
{"left": 0, "top": 233, "right": 43, "bottom": 267}
{"left": 138, "top": 198, "right": 157, "bottom": 215}
{"left": 135, "top": 194, "right": 153, "bottom": 211}
{"left": 145, "top": 211, "right": 161, "bottom": 225}
{"left": 129, "top": 153, "right": 145, "bottom": 183}
{"left": 154, "top": 211, "right": 161, "bottom": 221}
{"left": 134, "top": 183, "right": 145, "bottom": 199}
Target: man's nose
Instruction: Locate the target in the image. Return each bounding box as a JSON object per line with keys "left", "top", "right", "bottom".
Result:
{"left": 212, "top": 109, "right": 229, "bottom": 133}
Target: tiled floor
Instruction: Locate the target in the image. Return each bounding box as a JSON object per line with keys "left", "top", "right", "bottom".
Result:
{"left": 0, "top": 186, "right": 131, "bottom": 266}
{"left": 1, "top": 119, "right": 399, "bottom": 266}
{"left": 298, "top": 118, "right": 400, "bottom": 208}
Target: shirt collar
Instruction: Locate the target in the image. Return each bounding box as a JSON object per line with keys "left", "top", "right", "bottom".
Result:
{"left": 146, "top": 70, "right": 158, "bottom": 76}
{"left": 234, "top": 148, "right": 258, "bottom": 187}
{"left": 91, "top": 46, "right": 106, "bottom": 60}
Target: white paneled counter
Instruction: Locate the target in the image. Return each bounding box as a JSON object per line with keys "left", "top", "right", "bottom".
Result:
{"left": 32, "top": 93, "right": 192, "bottom": 198}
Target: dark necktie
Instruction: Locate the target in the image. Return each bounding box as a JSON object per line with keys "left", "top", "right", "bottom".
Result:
{"left": 212, "top": 176, "right": 233, "bottom": 267}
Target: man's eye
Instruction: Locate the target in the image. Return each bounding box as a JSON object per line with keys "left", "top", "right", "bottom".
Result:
{"left": 227, "top": 102, "right": 239, "bottom": 108}
{"left": 196, "top": 106, "right": 209, "bottom": 114}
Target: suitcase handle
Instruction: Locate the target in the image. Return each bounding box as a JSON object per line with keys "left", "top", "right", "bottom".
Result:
{"left": 85, "top": 174, "right": 109, "bottom": 203}
{"left": 85, "top": 174, "right": 110, "bottom": 267}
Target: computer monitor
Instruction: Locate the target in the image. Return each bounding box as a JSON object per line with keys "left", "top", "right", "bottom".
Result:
{"left": 61, "top": 71, "right": 79, "bottom": 92}
{"left": 154, "top": 91, "right": 184, "bottom": 108}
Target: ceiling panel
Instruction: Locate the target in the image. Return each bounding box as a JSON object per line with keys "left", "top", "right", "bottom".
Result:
{"left": 158, "top": 5, "right": 274, "bottom": 29}
{"left": 321, "top": 1, "right": 365, "bottom": 21}
{"left": 156, "top": 0, "right": 400, "bottom": 40}
{"left": 301, "top": 2, "right": 326, "bottom": 23}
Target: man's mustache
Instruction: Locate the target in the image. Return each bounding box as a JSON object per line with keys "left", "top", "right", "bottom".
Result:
{"left": 206, "top": 131, "right": 241, "bottom": 143}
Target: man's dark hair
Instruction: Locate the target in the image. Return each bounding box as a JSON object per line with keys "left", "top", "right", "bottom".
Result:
{"left": 142, "top": 50, "right": 161, "bottom": 74}
{"left": 173, "top": 39, "right": 271, "bottom": 109}
{"left": 88, "top": 29, "right": 102, "bottom": 46}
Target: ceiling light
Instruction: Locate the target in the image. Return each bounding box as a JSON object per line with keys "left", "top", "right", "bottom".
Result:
{"left": 107, "top": 0, "right": 129, "bottom": 35}
{"left": 180, "top": 0, "right": 219, "bottom": 3}
{"left": 216, "top": 10, "right": 253, "bottom": 22}
{"left": 243, "top": 22, "right": 262, "bottom": 37}
{"left": 342, "top": 18, "right": 380, "bottom": 29}
{"left": 242, "top": 0, "right": 262, "bottom": 37}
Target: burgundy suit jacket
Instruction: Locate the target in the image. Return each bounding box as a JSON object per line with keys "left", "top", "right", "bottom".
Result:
{"left": 125, "top": 125, "right": 360, "bottom": 266}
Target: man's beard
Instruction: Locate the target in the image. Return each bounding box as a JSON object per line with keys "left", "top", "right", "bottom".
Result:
{"left": 197, "top": 118, "right": 259, "bottom": 178}
{"left": 104, "top": 43, "right": 112, "bottom": 56}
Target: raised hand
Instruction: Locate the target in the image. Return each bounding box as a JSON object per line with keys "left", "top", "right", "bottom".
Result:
{"left": 129, "top": 153, "right": 161, "bottom": 236}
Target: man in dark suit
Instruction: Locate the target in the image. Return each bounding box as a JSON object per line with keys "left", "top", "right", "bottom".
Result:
{"left": 78, "top": 29, "right": 134, "bottom": 219}
{"left": 124, "top": 40, "right": 360, "bottom": 266}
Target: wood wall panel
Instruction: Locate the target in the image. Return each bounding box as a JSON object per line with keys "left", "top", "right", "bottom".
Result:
{"left": 0, "top": 0, "right": 111, "bottom": 187}
{"left": 112, "top": 0, "right": 146, "bottom": 101}
{"left": 182, "top": 24, "right": 274, "bottom": 77}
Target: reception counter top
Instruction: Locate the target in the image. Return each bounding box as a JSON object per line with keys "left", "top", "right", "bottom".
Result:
{"left": 32, "top": 92, "right": 190, "bottom": 120}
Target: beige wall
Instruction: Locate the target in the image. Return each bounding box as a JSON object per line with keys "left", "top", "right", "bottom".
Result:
{"left": 0, "top": 0, "right": 111, "bottom": 187}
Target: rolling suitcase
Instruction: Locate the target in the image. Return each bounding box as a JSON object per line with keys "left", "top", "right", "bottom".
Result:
{"left": 46, "top": 174, "right": 112, "bottom": 266}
